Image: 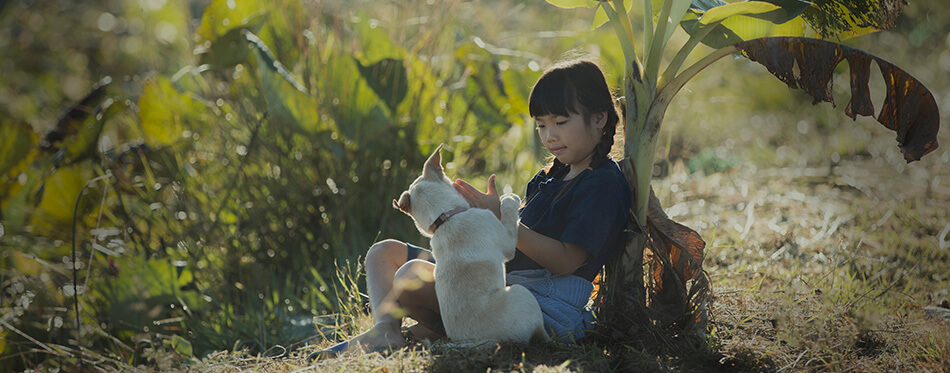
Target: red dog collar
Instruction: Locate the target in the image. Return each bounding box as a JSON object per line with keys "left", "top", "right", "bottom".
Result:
{"left": 429, "top": 206, "right": 468, "bottom": 234}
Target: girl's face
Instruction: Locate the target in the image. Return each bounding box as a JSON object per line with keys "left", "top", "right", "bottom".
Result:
{"left": 536, "top": 110, "right": 605, "bottom": 171}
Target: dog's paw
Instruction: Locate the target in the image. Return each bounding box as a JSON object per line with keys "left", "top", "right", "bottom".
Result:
{"left": 500, "top": 193, "right": 521, "bottom": 208}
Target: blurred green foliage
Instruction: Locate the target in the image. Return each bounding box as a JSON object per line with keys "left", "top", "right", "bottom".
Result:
{"left": 0, "top": 0, "right": 947, "bottom": 370}
{"left": 0, "top": 0, "right": 594, "bottom": 369}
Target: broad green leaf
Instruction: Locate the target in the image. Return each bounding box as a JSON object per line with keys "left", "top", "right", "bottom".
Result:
{"left": 349, "top": 17, "right": 409, "bottom": 118}
{"left": 166, "top": 335, "right": 193, "bottom": 357}
{"left": 593, "top": 0, "right": 633, "bottom": 30}
{"left": 247, "top": 31, "right": 326, "bottom": 135}
{"left": 356, "top": 58, "right": 408, "bottom": 114}
{"left": 0, "top": 120, "right": 36, "bottom": 177}
{"left": 1, "top": 165, "right": 43, "bottom": 228}
{"left": 757, "top": 0, "right": 809, "bottom": 23}
{"left": 255, "top": 0, "right": 308, "bottom": 69}
{"left": 683, "top": 0, "right": 893, "bottom": 46}
{"left": 61, "top": 98, "right": 129, "bottom": 165}
{"left": 681, "top": 1, "right": 808, "bottom": 48}
{"left": 196, "top": 0, "right": 306, "bottom": 70}
{"left": 721, "top": 13, "right": 806, "bottom": 40}
{"left": 139, "top": 77, "right": 206, "bottom": 147}
{"left": 660, "top": 0, "right": 695, "bottom": 44}
{"left": 802, "top": 0, "right": 905, "bottom": 39}
{"left": 454, "top": 43, "right": 515, "bottom": 126}
{"left": 321, "top": 54, "right": 390, "bottom": 143}
{"left": 736, "top": 37, "right": 940, "bottom": 162}
{"left": 0, "top": 121, "right": 35, "bottom": 223}
{"left": 28, "top": 166, "right": 84, "bottom": 234}
{"left": 91, "top": 256, "right": 206, "bottom": 336}
{"left": 196, "top": 0, "right": 266, "bottom": 42}
{"left": 698, "top": 1, "right": 784, "bottom": 25}
{"left": 397, "top": 55, "right": 452, "bottom": 140}
{"left": 197, "top": 25, "right": 255, "bottom": 69}
{"left": 354, "top": 16, "right": 406, "bottom": 65}
{"left": 546, "top": 0, "right": 599, "bottom": 9}
{"left": 41, "top": 77, "right": 110, "bottom": 151}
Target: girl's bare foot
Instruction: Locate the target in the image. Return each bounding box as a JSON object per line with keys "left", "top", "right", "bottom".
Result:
{"left": 407, "top": 323, "right": 446, "bottom": 343}
{"left": 349, "top": 323, "right": 408, "bottom": 351}
{"left": 310, "top": 323, "right": 406, "bottom": 359}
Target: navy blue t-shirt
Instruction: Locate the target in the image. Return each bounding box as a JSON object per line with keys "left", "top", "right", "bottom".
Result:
{"left": 506, "top": 158, "right": 632, "bottom": 282}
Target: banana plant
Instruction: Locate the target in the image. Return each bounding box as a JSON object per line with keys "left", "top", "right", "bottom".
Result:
{"left": 546, "top": 0, "right": 941, "bottom": 347}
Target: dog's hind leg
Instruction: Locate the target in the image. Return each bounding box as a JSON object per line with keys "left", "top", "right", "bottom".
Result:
{"left": 499, "top": 193, "right": 521, "bottom": 259}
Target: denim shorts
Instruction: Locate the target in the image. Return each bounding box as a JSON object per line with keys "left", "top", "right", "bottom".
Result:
{"left": 405, "top": 242, "right": 434, "bottom": 263}
{"left": 403, "top": 242, "right": 594, "bottom": 343}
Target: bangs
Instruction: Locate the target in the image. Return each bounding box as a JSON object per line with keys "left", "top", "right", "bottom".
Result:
{"left": 528, "top": 68, "right": 581, "bottom": 118}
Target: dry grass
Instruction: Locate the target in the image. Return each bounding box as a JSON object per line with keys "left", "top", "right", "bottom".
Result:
{"left": 181, "top": 146, "right": 950, "bottom": 372}
{"left": 181, "top": 2, "right": 950, "bottom": 370}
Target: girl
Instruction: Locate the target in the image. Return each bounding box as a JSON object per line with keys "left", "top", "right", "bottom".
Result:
{"left": 314, "top": 59, "right": 631, "bottom": 356}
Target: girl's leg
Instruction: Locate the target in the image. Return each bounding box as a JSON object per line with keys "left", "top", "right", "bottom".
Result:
{"left": 394, "top": 259, "right": 445, "bottom": 339}
{"left": 316, "top": 240, "right": 443, "bottom": 355}
{"left": 332, "top": 239, "right": 411, "bottom": 351}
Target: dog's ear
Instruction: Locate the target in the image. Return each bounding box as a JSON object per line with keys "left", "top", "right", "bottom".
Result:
{"left": 393, "top": 191, "right": 411, "bottom": 214}
{"left": 422, "top": 143, "right": 444, "bottom": 179}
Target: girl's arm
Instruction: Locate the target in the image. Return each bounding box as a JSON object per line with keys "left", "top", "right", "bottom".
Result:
{"left": 516, "top": 223, "right": 588, "bottom": 276}
{"left": 454, "top": 175, "right": 588, "bottom": 276}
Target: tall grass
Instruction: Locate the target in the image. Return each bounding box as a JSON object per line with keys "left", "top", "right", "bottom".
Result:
{"left": 2, "top": 0, "right": 949, "bottom": 371}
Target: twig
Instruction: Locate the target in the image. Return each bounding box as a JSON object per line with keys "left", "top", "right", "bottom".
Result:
{"left": 776, "top": 348, "right": 807, "bottom": 372}
{"left": 0, "top": 318, "right": 62, "bottom": 355}
{"left": 70, "top": 171, "right": 112, "bottom": 370}
{"left": 83, "top": 174, "right": 110, "bottom": 294}
{"left": 938, "top": 221, "right": 950, "bottom": 250}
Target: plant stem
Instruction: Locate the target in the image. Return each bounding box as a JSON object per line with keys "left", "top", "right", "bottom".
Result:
{"left": 602, "top": 1, "right": 638, "bottom": 67}
{"left": 643, "top": 0, "right": 654, "bottom": 58}
{"left": 645, "top": 0, "right": 674, "bottom": 88}
{"left": 612, "top": 0, "right": 637, "bottom": 54}
{"left": 659, "top": 44, "right": 739, "bottom": 107}
{"left": 660, "top": 20, "right": 722, "bottom": 87}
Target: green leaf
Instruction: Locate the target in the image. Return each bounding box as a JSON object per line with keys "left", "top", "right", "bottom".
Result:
{"left": 138, "top": 77, "right": 206, "bottom": 147}
{"left": 41, "top": 77, "right": 111, "bottom": 151}
{"left": 61, "top": 98, "right": 129, "bottom": 165}
{"left": 247, "top": 31, "right": 325, "bottom": 135}
{"left": 353, "top": 16, "right": 406, "bottom": 65}
{"left": 356, "top": 58, "right": 408, "bottom": 114}
{"left": 0, "top": 121, "right": 37, "bottom": 222}
{"left": 165, "top": 335, "right": 193, "bottom": 357}
{"left": 802, "top": 0, "right": 905, "bottom": 39}
{"left": 321, "top": 55, "right": 390, "bottom": 143}
{"left": 681, "top": 0, "right": 809, "bottom": 49}
{"left": 660, "top": 0, "right": 695, "bottom": 43}
{"left": 0, "top": 120, "right": 36, "bottom": 177}
{"left": 682, "top": 0, "right": 893, "bottom": 47}
{"left": 91, "top": 257, "right": 207, "bottom": 337}
{"left": 196, "top": 0, "right": 266, "bottom": 42}
{"left": 245, "top": 30, "right": 307, "bottom": 94}
{"left": 28, "top": 166, "right": 84, "bottom": 234}
{"left": 349, "top": 17, "right": 410, "bottom": 113}
{"left": 255, "top": 0, "right": 308, "bottom": 67}
{"left": 546, "top": 0, "right": 599, "bottom": 9}
{"left": 697, "top": 1, "right": 784, "bottom": 26}
{"left": 758, "top": 0, "right": 810, "bottom": 23}
{"left": 593, "top": 0, "right": 633, "bottom": 30}
{"left": 197, "top": 25, "right": 256, "bottom": 69}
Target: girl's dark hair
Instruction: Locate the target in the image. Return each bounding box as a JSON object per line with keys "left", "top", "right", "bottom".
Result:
{"left": 528, "top": 59, "right": 620, "bottom": 176}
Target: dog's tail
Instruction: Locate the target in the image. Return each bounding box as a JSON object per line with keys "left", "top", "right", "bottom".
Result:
{"left": 530, "top": 325, "right": 551, "bottom": 343}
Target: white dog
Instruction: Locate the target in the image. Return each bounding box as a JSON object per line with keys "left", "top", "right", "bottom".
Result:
{"left": 393, "top": 144, "right": 548, "bottom": 345}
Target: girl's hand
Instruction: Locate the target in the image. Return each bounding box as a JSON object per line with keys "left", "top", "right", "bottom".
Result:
{"left": 453, "top": 174, "right": 501, "bottom": 220}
